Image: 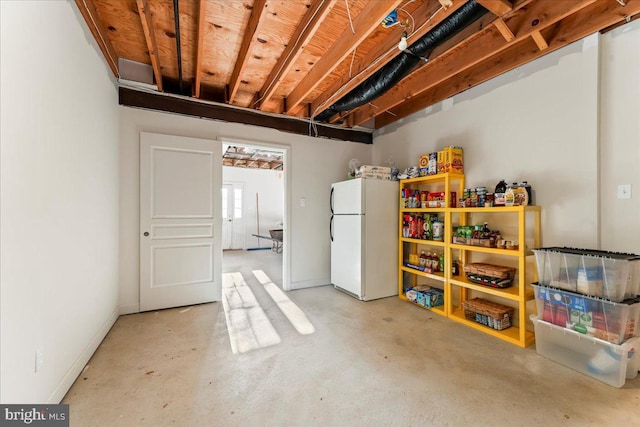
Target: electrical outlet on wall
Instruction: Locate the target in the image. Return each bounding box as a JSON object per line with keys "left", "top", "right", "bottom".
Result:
{"left": 617, "top": 184, "right": 632, "bottom": 199}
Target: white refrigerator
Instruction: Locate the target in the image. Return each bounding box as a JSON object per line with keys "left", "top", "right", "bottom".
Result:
{"left": 330, "top": 178, "right": 398, "bottom": 300}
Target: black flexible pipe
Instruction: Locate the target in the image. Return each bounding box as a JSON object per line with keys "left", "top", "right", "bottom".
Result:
{"left": 173, "top": 0, "right": 183, "bottom": 94}
{"left": 314, "top": 0, "right": 488, "bottom": 122}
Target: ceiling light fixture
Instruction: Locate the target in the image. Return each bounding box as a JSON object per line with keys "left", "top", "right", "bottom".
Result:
{"left": 398, "top": 31, "right": 408, "bottom": 51}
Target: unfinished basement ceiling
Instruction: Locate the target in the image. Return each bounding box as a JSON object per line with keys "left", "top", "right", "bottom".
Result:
{"left": 222, "top": 146, "right": 284, "bottom": 170}
{"left": 78, "top": 0, "right": 639, "bottom": 133}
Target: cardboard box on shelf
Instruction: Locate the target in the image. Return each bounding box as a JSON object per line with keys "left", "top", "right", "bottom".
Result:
{"left": 437, "top": 150, "right": 445, "bottom": 174}
{"left": 419, "top": 155, "right": 429, "bottom": 177}
{"left": 443, "top": 146, "right": 464, "bottom": 173}
{"left": 427, "top": 152, "right": 437, "bottom": 175}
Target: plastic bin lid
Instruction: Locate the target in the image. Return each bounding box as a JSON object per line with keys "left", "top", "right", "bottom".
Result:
{"left": 531, "top": 282, "right": 640, "bottom": 305}
{"left": 532, "top": 247, "right": 640, "bottom": 260}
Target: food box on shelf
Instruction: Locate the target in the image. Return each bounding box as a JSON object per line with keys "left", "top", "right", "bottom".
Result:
{"left": 464, "top": 263, "right": 516, "bottom": 289}
{"left": 408, "top": 285, "right": 444, "bottom": 308}
{"left": 462, "top": 298, "right": 514, "bottom": 330}
{"left": 452, "top": 236, "right": 497, "bottom": 248}
{"left": 444, "top": 146, "right": 464, "bottom": 173}
{"left": 406, "top": 288, "right": 418, "bottom": 303}
{"left": 437, "top": 150, "right": 445, "bottom": 174}
{"left": 403, "top": 262, "right": 440, "bottom": 274}
{"left": 418, "top": 155, "right": 429, "bottom": 176}
{"left": 427, "top": 191, "right": 445, "bottom": 208}
{"left": 452, "top": 236, "right": 468, "bottom": 245}
{"left": 533, "top": 247, "right": 640, "bottom": 302}
{"left": 532, "top": 283, "right": 640, "bottom": 345}
{"left": 530, "top": 315, "right": 640, "bottom": 388}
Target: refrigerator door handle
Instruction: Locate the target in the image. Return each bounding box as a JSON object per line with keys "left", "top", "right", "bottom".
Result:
{"left": 330, "top": 214, "right": 334, "bottom": 242}
{"left": 330, "top": 187, "right": 334, "bottom": 214}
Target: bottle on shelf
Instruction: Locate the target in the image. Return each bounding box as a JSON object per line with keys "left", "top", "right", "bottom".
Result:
{"left": 431, "top": 252, "right": 439, "bottom": 271}
{"left": 452, "top": 260, "right": 459, "bottom": 276}
{"left": 521, "top": 181, "right": 533, "bottom": 205}
{"left": 494, "top": 179, "right": 507, "bottom": 206}
{"left": 504, "top": 184, "right": 515, "bottom": 207}
{"left": 432, "top": 219, "right": 444, "bottom": 241}
{"left": 509, "top": 182, "right": 528, "bottom": 206}
{"left": 439, "top": 253, "right": 445, "bottom": 272}
{"left": 419, "top": 250, "right": 428, "bottom": 267}
{"left": 423, "top": 214, "right": 431, "bottom": 240}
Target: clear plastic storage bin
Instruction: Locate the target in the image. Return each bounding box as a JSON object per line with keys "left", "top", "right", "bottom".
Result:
{"left": 531, "top": 315, "right": 640, "bottom": 388}
{"left": 532, "top": 283, "right": 640, "bottom": 344}
{"left": 533, "top": 247, "right": 640, "bottom": 302}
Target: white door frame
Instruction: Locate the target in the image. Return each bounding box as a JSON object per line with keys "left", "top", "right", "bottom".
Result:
{"left": 219, "top": 137, "right": 291, "bottom": 291}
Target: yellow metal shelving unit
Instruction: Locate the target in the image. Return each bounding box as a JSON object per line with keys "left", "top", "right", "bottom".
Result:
{"left": 398, "top": 173, "right": 464, "bottom": 318}
{"left": 398, "top": 173, "right": 541, "bottom": 348}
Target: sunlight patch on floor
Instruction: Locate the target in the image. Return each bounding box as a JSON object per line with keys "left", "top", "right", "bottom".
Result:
{"left": 252, "top": 270, "right": 315, "bottom": 335}
{"left": 221, "top": 272, "right": 281, "bottom": 354}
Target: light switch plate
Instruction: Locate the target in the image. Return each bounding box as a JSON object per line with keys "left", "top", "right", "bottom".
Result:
{"left": 35, "top": 348, "right": 44, "bottom": 372}
{"left": 299, "top": 198, "right": 306, "bottom": 207}
{"left": 617, "top": 184, "right": 632, "bottom": 199}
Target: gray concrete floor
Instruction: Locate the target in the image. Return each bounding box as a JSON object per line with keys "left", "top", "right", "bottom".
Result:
{"left": 63, "top": 251, "right": 640, "bottom": 426}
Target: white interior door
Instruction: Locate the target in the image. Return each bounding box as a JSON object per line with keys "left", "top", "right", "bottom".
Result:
{"left": 140, "top": 132, "right": 222, "bottom": 311}
{"left": 222, "top": 182, "right": 245, "bottom": 250}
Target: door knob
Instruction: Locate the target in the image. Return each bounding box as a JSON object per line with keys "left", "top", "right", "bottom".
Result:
{"left": 143, "top": 232, "right": 149, "bottom": 237}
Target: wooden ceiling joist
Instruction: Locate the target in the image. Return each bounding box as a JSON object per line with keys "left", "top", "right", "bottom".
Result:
{"left": 374, "top": 0, "right": 640, "bottom": 128}
{"left": 310, "top": 0, "right": 467, "bottom": 119}
{"left": 193, "top": 0, "right": 206, "bottom": 98}
{"left": 349, "top": 0, "right": 596, "bottom": 127}
{"left": 531, "top": 30, "right": 548, "bottom": 50}
{"left": 494, "top": 18, "right": 515, "bottom": 42}
{"left": 136, "top": 0, "right": 163, "bottom": 91}
{"left": 87, "top": 0, "right": 640, "bottom": 133}
{"left": 476, "top": 0, "right": 513, "bottom": 16}
{"left": 255, "top": 0, "right": 336, "bottom": 110}
{"left": 284, "top": 0, "right": 403, "bottom": 115}
{"left": 74, "top": 0, "right": 119, "bottom": 77}
{"left": 228, "top": 0, "right": 268, "bottom": 105}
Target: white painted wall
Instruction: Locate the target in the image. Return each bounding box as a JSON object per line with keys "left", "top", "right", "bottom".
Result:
{"left": 373, "top": 35, "right": 601, "bottom": 249}
{"left": 599, "top": 19, "right": 640, "bottom": 254}
{"left": 0, "top": 1, "right": 119, "bottom": 403}
{"left": 119, "top": 107, "right": 371, "bottom": 312}
{"left": 223, "top": 166, "right": 285, "bottom": 250}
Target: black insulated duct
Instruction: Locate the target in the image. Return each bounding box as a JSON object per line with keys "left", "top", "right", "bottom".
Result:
{"left": 314, "top": 0, "right": 489, "bottom": 123}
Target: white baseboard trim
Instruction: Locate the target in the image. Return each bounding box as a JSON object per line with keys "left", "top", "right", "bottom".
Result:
{"left": 119, "top": 304, "right": 140, "bottom": 315}
{"left": 289, "top": 279, "right": 330, "bottom": 290}
{"left": 47, "top": 307, "right": 119, "bottom": 404}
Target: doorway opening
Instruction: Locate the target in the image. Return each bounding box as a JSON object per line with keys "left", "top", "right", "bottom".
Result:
{"left": 220, "top": 140, "right": 288, "bottom": 292}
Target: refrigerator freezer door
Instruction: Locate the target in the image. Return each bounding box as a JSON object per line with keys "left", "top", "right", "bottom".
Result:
{"left": 330, "top": 214, "right": 363, "bottom": 298}
{"left": 331, "top": 179, "right": 363, "bottom": 215}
